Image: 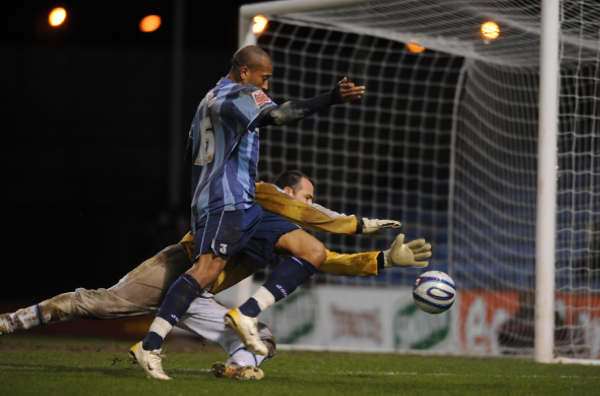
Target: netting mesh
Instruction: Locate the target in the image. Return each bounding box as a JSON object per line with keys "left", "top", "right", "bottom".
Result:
{"left": 554, "top": 2, "right": 600, "bottom": 358}
{"left": 248, "top": 0, "right": 600, "bottom": 358}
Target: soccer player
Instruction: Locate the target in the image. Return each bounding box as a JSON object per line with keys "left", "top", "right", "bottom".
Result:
{"left": 133, "top": 45, "right": 367, "bottom": 379}
{"left": 0, "top": 172, "right": 431, "bottom": 380}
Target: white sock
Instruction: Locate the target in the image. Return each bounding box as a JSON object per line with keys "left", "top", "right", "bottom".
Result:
{"left": 12, "top": 305, "right": 45, "bottom": 330}
{"left": 227, "top": 348, "right": 268, "bottom": 367}
{"left": 149, "top": 317, "right": 173, "bottom": 340}
{"left": 251, "top": 287, "right": 276, "bottom": 312}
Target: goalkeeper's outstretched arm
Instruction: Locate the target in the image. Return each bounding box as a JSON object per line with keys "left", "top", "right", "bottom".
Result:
{"left": 319, "top": 233, "right": 432, "bottom": 277}
{"left": 254, "top": 182, "right": 401, "bottom": 235}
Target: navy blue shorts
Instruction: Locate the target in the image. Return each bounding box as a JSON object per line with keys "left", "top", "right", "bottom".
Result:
{"left": 194, "top": 204, "right": 299, "bottom": 262}
{"left": 239, "top": 210, "right": 300, "bottom": 268}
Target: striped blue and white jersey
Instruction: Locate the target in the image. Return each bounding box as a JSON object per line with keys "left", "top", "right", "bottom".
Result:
{"left": 189, "top": 77, "right": 276, "bottom": 227}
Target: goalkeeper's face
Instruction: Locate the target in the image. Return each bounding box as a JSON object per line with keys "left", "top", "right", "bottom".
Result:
{"left": 284, "top": 177, "right": 314, "bottom": 205}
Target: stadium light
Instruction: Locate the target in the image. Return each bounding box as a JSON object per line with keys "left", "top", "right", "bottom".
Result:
{"left": 406, "top": 42, "right": 425, "bottom": 54}
{"left": 48, "top": 7, "right": 67, "bottom": 28}
{"left": 480, "top": 20, "right": 500, "bottom": 42}
{"left": 252, "top": 14, "right": 269, "bottom": 36}
{"left": 139, "top": 15, "right": 161, "bottom": 33}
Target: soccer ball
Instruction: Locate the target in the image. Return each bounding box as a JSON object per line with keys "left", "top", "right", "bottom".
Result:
{"left": 412, "top": 271, "right": 456, "bottom": 314}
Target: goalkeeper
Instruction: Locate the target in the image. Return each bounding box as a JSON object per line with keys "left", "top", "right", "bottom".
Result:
{"left": 0, "top": 171, "right": 431, "bottom": 380}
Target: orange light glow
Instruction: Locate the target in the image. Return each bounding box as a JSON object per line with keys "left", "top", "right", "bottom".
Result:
{"left": 252, "top": 15, "right": 269, "bottom": 35}
{"left": 48, "top": 7, "right": 67, "bottom": 28}
{"left": 139, "top": 15, "right": 161, "bottom": 33}
{"left": 406, "top": 42, "right": 425, "bottom": 54}
{"left": 480, "top": 21, "right": 501, "bottom": 41}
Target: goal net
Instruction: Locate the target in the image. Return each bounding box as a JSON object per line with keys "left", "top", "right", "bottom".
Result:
{"left": 237, "top": 0, "right": 600, "bottom": 359}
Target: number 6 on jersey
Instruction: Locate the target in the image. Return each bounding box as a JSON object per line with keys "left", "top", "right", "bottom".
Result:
{"left": 194, "top": 114, "right": 215, "bottom": 166}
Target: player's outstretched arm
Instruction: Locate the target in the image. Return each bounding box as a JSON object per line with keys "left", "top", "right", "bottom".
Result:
{"left": 256, "top": 76, "right": 365, "bottom": 127}
{"left": 255, "top": 182, "right": 400, "bottom": 235}
{"left": 319, "top": 233, "right": 432, "bottom": 276}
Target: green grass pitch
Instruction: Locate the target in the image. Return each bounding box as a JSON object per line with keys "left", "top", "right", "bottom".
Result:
{"left": 1, "top": 335, "right": 599, "bottom": 395}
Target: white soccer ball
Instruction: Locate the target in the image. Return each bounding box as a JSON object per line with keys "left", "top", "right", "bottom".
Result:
{"left": 412, "top": 271, "right": 456, "bottom": 314}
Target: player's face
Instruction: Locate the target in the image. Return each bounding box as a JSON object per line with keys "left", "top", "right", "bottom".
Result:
{"left": 241, "top": 58, "right": 273, "bottom": 91}
{"left": 285, "top": 177, "right": 314, "bottom": 205}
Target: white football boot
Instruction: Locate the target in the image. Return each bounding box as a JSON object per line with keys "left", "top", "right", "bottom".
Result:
{"left": 129, "top": 341, "right": 171, "bottom": 380}
{"left": 224, "top": 308, "right": 269, "bottom": 356}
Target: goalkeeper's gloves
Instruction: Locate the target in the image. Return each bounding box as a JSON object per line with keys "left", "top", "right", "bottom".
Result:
{"left": 383, "top": 233, "right": 432, "bottom": 268}
{"left": 360, "top": 217, "right": 402, "bottom": 234}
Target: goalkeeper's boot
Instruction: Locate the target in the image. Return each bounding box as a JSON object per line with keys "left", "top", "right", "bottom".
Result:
{"left": 211, "top": 362, "right": 265, "bottom": 381}
{"left": 129, "top": 341, "right": 171, "bottom": 380}
{"left": 258, "top": 322, "right": 277, "bottom": 358}
{"left": 224, "top": 308, "right": 269, "bottom": 356}
{"left": 0, "top": 313, "right": 16, "bottom": 335}
{"left": 0, "top": 306, "right": 42, "bottom": 334}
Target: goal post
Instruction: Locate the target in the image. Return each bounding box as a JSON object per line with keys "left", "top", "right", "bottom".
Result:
{"left": 535, "top": 0, "right": 560, "bottom": 364}
{"left": 236, "top": 0, "right": 600, "bottom": 363}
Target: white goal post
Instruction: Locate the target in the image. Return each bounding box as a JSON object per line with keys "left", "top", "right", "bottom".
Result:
{"left": 237, "top": 0, "right": 600, "bottom": 363}
{"left": 535, "top": 0, "right": 559, "bottom": 364}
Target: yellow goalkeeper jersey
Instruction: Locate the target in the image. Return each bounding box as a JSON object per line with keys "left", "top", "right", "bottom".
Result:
{"left": 179, "top": 182, "right": 379, "bottom": 294}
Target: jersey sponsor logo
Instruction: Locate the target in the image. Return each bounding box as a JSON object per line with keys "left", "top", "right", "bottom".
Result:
{"left": 251, "top": 90, "right": 272, "bottom": 107}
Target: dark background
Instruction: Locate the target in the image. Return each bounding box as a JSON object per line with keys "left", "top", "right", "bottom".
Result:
{"left": 2, "top": 0, "right": 266, "bottom": 300}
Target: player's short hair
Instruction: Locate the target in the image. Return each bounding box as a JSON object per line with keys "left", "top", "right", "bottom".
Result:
{"left": 273, "top": 170, "right": 314, "bottom": 191}
{"left": 231, "top": 45, "right": 271, "bottom": 72}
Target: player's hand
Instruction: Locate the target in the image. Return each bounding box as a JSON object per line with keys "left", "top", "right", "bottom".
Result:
{"left": 334, "top": 76, "right": 365, "bottom": 103}
{"left": 361, "top": 217, "right": 402, "bottom": 234}
{"left": 383, "top": 233, "right": 432, "bottom": 268}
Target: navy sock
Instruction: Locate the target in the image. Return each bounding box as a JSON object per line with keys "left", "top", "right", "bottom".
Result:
{"left": 239, "top": 298, "right": 261, "bottom": 317}
{"left": 142, "top": 274, "right": 203, "bottom": 350}
{"left": 239, "top": 257, "right": 317, "bottom": 317}
{"left": 35, "top": 304, "right": 45, "bottom": 326}
{"left": 143, "top": 332, "right": 164, "bottom": 351}
{"left": 265, "top": 257, "right": 318, "bottom": 301}
{"left": 157, "top": 273, "right": 203, "bottom": 325}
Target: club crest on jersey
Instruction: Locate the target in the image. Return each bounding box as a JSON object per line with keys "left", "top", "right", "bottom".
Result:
{"left": 251, "top": 90, "right": 271, "bottom": 107}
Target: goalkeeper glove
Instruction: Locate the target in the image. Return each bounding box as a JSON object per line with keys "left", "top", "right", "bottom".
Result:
{"left": 361, "top": 217, "right": 402, "bottom": 234}
{"left": 383, "top": 233, "right": 432, "bottom": 268}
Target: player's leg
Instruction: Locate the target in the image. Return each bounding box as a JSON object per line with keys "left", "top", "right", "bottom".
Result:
{"left": 178, "top": 294, "right": 275, "bottom": 380}
{"left": 0, "top": 243, "right": 190, "bottom": 335}
{"left": 275, "top": 228, "right": 327, "bottom": 269}
{"left": 109, "top": 242, "right": 192, "bottom": 308}
{"left": 131, "top": 257, "right": 223, "bottom": 380}
{"left": 261, "top": 229, "right": 325, "bottom": 311}
{"left": 226, "top": 213, "right": 325, "bottom": 354}
{"left": 236, "top": 223, "right": 325, "bottom": 318}
{"left": 210, "top": 322, "right": 275, "bottom": 381}
{"left": 133, "top": 205, "right": 263, "bottom": 380}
